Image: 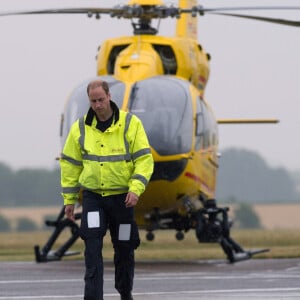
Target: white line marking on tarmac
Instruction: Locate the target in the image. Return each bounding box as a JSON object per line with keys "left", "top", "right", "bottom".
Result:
{"left": 133, "top": 287, "right": 300, "bottom": 295}
{"left": 0, "top": 279, "right": 81, "bottom": 284}
{"left": 0, "top": 296, "right": 83, "bottom": 299}
{"left": 1, "top": 272, "right": 300, "bottom": 285}
{"left": 1, "top": 287, "right": 300, "bottom": 299}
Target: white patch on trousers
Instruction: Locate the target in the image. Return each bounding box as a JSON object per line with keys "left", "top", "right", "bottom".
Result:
{"left": 87, "top": 211, "right": 100, "bottom": 228}
{"left": 118, "top": 224, "right": 131, "bottom": 240}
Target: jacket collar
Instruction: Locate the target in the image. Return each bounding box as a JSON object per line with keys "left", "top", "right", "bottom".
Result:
{"left": 85, "top": 100, "right": 120, "bottom": 126}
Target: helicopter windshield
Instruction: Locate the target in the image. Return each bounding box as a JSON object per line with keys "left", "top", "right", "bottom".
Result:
{"left": 60, "top": 76, "right": 125, "bottom": 147}
{"left": 129, "top": 76, "right": 193, "bottom": 155}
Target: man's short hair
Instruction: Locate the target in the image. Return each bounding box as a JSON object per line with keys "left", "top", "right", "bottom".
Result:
{"left": 87, "top": 80, "right": 110, "bottom": 96}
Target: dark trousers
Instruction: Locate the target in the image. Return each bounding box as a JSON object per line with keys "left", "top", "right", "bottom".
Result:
{"left": 79, "top": 190, "right": 140, "bottom": 300}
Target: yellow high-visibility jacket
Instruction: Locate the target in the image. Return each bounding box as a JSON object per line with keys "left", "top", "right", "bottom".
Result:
{"left": 60, "top": 104, "right": 154, "bottom": 205}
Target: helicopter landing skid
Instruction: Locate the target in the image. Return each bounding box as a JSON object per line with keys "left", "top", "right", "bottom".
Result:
{"left": 220, "top": 235, "right": 269, "bottom": 263}
{"left": 145, "top": 202, "right": 269, "bottom": 263}
{"left": 34, "top": 206, "right": 81, "bottom": 263}
{"left": 195, "top": 205, "right": 270, "bottom": 263}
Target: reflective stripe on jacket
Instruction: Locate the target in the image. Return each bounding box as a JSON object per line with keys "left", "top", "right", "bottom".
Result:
{"left": 60, "top": 108, "right": 154, "bottom": 205}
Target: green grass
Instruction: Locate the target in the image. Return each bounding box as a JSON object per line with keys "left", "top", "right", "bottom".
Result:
{"left": 1, "top": 229, "right": 300, "bottom": 262}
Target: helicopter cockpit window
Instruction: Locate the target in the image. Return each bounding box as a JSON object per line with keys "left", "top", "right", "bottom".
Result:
{"left": 195, "top": 98, "right": 204, "bottom": 150}
{"left": 128, "top": 76, "right": 193, "bottom": 155}
{"left": 195, "top": 98, "right": 218, "bottom": 149}
{"left": 209, "top": 109, "right": 218, "bottom": 146}
{"left": 152, "top": 45, "right": 177, "bottom": 75}
{"left": 60, "top": 76, "right": 125, "bottom": 148}
{"left": 201, "top": 102, "right": 212, "bottom": 149}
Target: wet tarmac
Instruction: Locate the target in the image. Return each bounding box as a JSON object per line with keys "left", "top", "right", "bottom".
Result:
{"left": 1, "top": 258, "right": 300, "bottom": 299}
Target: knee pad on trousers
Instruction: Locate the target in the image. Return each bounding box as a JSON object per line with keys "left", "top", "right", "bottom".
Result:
{"left": 112, "top": 221, "right": 140, "bottom": 250}
{"left": 80, "top": 210, "right": 106, "bottom": 240}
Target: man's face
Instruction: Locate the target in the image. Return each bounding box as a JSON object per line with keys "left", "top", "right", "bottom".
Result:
{"left": 88, "top": 86, "right": 111, "bottom": 119}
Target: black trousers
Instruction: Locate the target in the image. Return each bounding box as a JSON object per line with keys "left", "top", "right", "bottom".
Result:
{"left": 79, "top": 190, "right": 140, "bottom": 300}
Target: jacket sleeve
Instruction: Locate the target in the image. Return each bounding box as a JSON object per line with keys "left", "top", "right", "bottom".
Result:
{"left": 127, "top": 115, "right": 154, "bottom": 196}
{"left": 60, "top": 120, "right": 83, "bottom": 205}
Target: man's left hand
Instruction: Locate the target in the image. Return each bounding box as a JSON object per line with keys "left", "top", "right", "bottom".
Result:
{"left": 125, "top": 192, "right": 139, "bottom": 207}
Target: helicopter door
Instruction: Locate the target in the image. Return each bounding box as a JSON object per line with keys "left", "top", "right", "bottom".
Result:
{"left": 128, "top": 76, "right": 193, "bottom": 156}
{"left": 194, "top": 97, "right": 218, "bottom": 197}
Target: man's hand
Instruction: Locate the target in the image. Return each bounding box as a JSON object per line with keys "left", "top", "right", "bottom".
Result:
{"left": 125, "top": 192, "right": 139, "bottom": 208}
{"left": 65, "top": 204, "right": 75, "bottom": 221}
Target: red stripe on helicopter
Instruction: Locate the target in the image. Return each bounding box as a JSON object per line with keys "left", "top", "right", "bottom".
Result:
{"left": 184, "top": 171, "right": 213, "bottom": 195}
{"left": 184, "top": 172, "right": 201, "bottom": 182}
{"left": 198, "top": 75, "right": 207, "bottom": 83}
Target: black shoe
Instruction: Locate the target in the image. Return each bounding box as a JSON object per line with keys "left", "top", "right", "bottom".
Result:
{"left": 120, "top": 292, "right": 133, "bottom": 300}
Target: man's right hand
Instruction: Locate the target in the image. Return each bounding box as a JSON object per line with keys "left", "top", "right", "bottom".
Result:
{"left": 65, "top": 204, "right": 75, "bottom": 222}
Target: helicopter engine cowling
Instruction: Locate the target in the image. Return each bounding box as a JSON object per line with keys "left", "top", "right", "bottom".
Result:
{"left": 114, "top": 43, "right": 164, "bottom": 81}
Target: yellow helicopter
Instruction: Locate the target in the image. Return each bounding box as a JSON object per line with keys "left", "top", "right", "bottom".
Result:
{"left": 1, "top": 0, "right": 298, "bottom": 263}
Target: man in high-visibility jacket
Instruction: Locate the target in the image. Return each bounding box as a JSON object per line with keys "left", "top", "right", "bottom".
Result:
{"left": 60, "top": 80, "right": 154, "bottom": 300}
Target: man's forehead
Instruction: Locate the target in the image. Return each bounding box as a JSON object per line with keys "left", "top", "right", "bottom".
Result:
{"left": 89, "top": 86, "right": 107, "bottom": 95}
{"left": 90, "top": 85, "right": 105, "bottom": 92}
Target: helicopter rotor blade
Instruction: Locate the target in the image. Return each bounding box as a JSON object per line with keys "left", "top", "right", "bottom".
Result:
{"left": 0, "top": 8, "right": 117, "bottom": 18}
{"left": 199, "top": 6, "right": 300, "bottom": 13}
{"left": 0, "top": 6, "right": 157, "bottom": 19}
{"left": 0, "top": 4, "right": 300, "bottom": 27}
{"left": 208, "top": 12, "right": 300, "bottom": 27}
{"left": 0, "top": 5, "right": 179, "bottom": 19}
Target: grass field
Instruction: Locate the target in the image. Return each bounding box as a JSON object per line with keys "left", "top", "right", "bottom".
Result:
{"left": 1, "top": 205, "right": 300, "bottom": 262}
{"left": 2, "top": 204, "right": 300, "bottom": 230}
{"left": 1, "top": 228, "right": 300, "bottom": 262}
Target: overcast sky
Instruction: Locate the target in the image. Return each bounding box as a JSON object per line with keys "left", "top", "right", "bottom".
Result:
{"left": 0, "top": 0, "right": 299, "bottom": 171}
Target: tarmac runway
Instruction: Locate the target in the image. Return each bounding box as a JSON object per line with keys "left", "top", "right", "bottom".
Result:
{"left": 1, "top": 258, "right": 300, "bottom": 299}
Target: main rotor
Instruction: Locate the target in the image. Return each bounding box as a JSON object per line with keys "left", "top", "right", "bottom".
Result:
{"left": 0, "top": 0, "right": 299, "bottom": 35}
